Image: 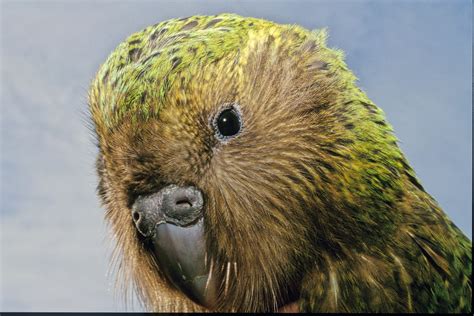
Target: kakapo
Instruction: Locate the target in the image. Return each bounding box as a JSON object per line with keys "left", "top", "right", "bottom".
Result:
{"left": 88, "top": 14, "right": 472, "bottom": 312}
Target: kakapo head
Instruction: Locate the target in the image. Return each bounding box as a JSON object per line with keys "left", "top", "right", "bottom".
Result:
{"left": 88, "top": 14, "right": 471, "bottom": 313}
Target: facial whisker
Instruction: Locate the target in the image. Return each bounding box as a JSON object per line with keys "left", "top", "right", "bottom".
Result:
{"left": 204, "top": 257, "right": 214, "bottom": 293}
{"left": 224, "top": 261, "right": 231, "bottom": 296}
{"left": 233, "top": 261, "right": 237, "bottom": 278}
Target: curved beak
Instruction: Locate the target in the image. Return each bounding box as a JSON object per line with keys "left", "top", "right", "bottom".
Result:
{"left": 131, "top": 185, "right": 218, "bottom": 308}
{"left": 150, "top": 218, "right": 217, "bottom": 308}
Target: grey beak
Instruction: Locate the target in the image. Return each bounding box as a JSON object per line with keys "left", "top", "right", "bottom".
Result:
{"left": 131, "top": 185, "right": 217, "bottom": 308}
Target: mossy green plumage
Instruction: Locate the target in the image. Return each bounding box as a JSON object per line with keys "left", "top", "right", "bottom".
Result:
{"left": 89, "top": 14, "right": 472, "bottom": 312}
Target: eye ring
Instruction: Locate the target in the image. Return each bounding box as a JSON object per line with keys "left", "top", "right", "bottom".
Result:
{"left": 212, "top": 103, "right": 243, "bottom": 142}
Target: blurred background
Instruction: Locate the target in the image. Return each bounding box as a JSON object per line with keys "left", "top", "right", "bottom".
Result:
{"left": 0, "top": 0, "right": 471, "bottom": 312}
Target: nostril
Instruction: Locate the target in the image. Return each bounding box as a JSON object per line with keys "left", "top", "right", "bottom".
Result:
{"left": 176, "top": 198, "right": 192, "bottom": 208}
{"left": 132, "top": 210, "right": 140, "bottom": 222}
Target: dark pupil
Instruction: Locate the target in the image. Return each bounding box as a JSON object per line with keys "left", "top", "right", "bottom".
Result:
{"left": 217, "top": 109, "right": 240, "bottom": 137}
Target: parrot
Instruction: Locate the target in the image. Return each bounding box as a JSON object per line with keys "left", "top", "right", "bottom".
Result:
{"left": 88, "top": 13, "right": 472, "bottom": 312}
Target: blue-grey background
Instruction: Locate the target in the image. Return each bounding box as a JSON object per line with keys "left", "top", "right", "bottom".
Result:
{"left": 0, "top": 0, "right": 471, "bottom": 312}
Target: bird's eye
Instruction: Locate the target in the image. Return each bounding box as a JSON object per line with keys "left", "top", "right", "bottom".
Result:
{"left": 214, "top": 106, "right": 242, "bottom": 140}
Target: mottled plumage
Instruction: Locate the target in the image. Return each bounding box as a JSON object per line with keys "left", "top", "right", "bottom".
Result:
{"left": 89, "top": 14, "right": 472, "bottom": 312}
